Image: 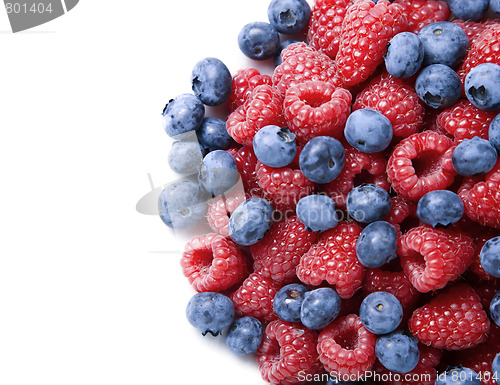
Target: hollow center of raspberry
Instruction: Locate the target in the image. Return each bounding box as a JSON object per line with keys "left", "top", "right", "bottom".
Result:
{"left": 380, "top": 257, "right": 403, "bottom": 273}
{"left": 301, "top": 93, "right": 329, "bottom": 108}
{"left": 280, "top": 9, "right": 297, "bottom": 27}
{"left": 411, "top": 150, "right": 442, "bottom": 178}
{"left": 353, "top": 169, "right": 372, "bottom": 187}
{"left": 399, "top": 216, "right": 421, "bottom": 235}
{"left": 337, "top": 330, "right": 357, "bottom": 350}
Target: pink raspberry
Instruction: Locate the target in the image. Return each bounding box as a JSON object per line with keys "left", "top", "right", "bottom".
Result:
{"left": 206, "top": 191, "right": 249, "bottom": 237}
{"left": 228, "top": 68, "right": 272, "bottom": 112}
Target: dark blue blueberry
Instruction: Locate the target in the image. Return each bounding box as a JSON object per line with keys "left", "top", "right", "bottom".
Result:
{"left": 435, "top": 367, "right": 482, "bottom": 385}
{"left": 356, "top": 221, "right": 398, "bottom": 268}
{"left": 344, "top": 109, "right": 393, "bottom": 153}
{"left": 416, "top": 190, "right": 464, "bottom": 228}
{"left": 465, "top": 63, "right": 500, "bottom": 111}
{"left": 493, "top": 353, "right": 500, "bottom": 385}
{"left": 168, "top": 141, "right": 204, "bottom": 175}
{"left": 300, "top": 287, "right": 341, "bottom": 330}
{"left": 225, "top": 316, "right": 263, "bottom": 355}
{"left": 448, "top": 0, "right": 489, "bottom": 22}
{"left": 198, "top": 150, "right": 239, "bottom": 196}
{"left": 253, "top": 125, "right": 297, "bottom": 168}
{"left": 346, "top": 184, "right": 391, "bottom": 223}
{"left": 273, "top": 283, "right": 309, "bottom": 322}
{"left": 238, "top": 22, "right": 280, "bottom": 60}
{"left": 267, "top": 0, "right": 311, "bottom": 35}
{"left": 375, "top": 331, "right": 419, "bottom": 374}
{"left": 229, "top": 198, "right": 274, "bottom": 246}
{"left": 191, "top": 57, "right": 232, "bottom": 106}
{"left": 162, "top": 93, "right": 205, "bottom": 139}
{"left": 296, "top": 194, "right": 338, "bottom": 232}
{"left": 415, "top": 64, "right": 462, "bottom": 109}
{"left": 275, "top": 39, "right": 300, "bottom": 66}
{"left": 196, "top": 117, "right": 234, "bottom": 151}
{"left": 418, "top": 22, "right": 469, "bottom": 69}
{"left": 384, "top": 32, "right": 424, "bottom": 79}
{"left": 158, "top": 179, "right": 209, "bottom": 230}
{"left": 491, "top": 291, "right": 500, "bottom": 327}
{"left": 360, "top": 292, "right": 403, "bottom": 335}
{"left": 492, "top": 0, "right": 500, "bottom": 18}
{"left": 452, "top": 137, "right": 498, "bottom": 177}
{"left": 489, "top": 113, "right": 500, "bottom": 154}
{"left": 299, "top": 136, "right": 345, "bottom": 183}
{"left": 186, "top": 292, "right": 234, "bottom": 336}
{"left": 479, "top": 236, "right": 500, "bottom": 278}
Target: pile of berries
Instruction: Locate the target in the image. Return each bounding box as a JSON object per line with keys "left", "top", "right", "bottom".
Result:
{"left": 159, "top": 0, "right": 500, "bottom": 384}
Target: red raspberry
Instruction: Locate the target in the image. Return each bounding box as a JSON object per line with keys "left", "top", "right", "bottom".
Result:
{"left": 452, "top": 20, "right": 497, "bottom": 46}
{"left": 322, "top": 145, "right": 389, "bottom": 209}
{"left": 180, "top": 233, "right": 247, "bottom": 293}
{"left": 383, "top": 195, "right": 418, "bottom": 235}
{"left": 228, "top": 146, "right": 264, "bottom": 198}
{"left": 307, "top": 0, "right": 352, "bottom": 59}
{"left": 226, "top": 84, "right": 284, "bottom": 147}
{"left": 394, "top": 0, "right": 450, "bottom": 34}
{"left": 273, "top": 42, "right": 340, "bottom": 95}
{"left": 353, "top": 73, "right": 425, "bottom": 139}
{"left": 436, "top": 100, "right": 497, "bottom": 144}
{"left": 230, "top": 272, "right": 279, "bottom": 322}
{"left": 257, "top": 320, "right": 323, "bottom": 385}
{"left": 409, "top": 284, "right": 490, "bottom": 350}
{"left": 297, "top": 222, "right": 365, "bottom": 299}
{"left": 284, "top": 81, "right": 352, "bottom": 144}
{"left": 335, "top": 0, "right": 407, "bottom": 87}
{"left": 228, "top": 68, "right": 273, "bottom": 112}
{"left": 251, "top": 216, "right": 319, "bottom": 284}
{"left": 398, "top": 225, "right": 475, "bottom": 293}
{"left": 317, "top": 314, "right": 377, "bottom": 377}
{"left": 206, "top": 191, "right": 248, "bottom": 238}
{"left": 256, "top": 161, "right": 315, "bottom": 212}
{"left": 458, "top": 159, "right": 500, "bottom": 229}
{"left": 469, "top": 229, "right": 500, "bottom": 281}
{"left": 387, "top": 131, "right": 456, "bottom": 201}
{"left": 471, "top": 277, "right": 500, "bottom": 314}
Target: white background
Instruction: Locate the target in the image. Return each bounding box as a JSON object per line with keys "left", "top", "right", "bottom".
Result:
{"left": 0, "top": 0, "right": 315, "bottom": 384}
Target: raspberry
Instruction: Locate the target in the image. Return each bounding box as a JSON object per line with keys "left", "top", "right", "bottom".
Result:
{"left": 230, "top": 272, "right": 279, "bottom": 322}
{"left": 322, "top": 145, "right": 389, "bottom": 209}
{"left": 283, "top": 81, "right": 352, "bottom": 144}
{"left": 398, "top": 225, "right": 475, "bottom": 293}
{"left": 251, "top": 216, "right": 319, "bottom": 284}
{"left": 458, "top": 159, "right": 500, "bottom": 229}
{"left": 226, "top": 84, "right": 284, "bottom": 147}
{"left": 335, "top": 0, "right": 407, "bottom": 87}
{"left": 409, "top": 284, "right": 490, "bottom": 350}
{"left": 256, "top": 161, "right": 315, "bottom": 212}
{"left": 317, "top": 314, "right": 377, "bottom": 377}
{"left": 383, "top": 195, "right": 417, "bottom": 235}
{"left": 307, "top": 0, "right": 352, "bottom": 59}
{"left": 256, "top": 319, "right": 322, "bottom": 385}
{"left": 180, "top": 233, "right": 247, "bottom": 292}
{"left": 228, "top": 68, "right": 273, "bottom": 112}
{"left": 452, "top": 20, "right": 497, "bottom": 46}
{"left": 296, "top": 222, "right": 365, "bottom": 299}
{"left": 353, "top": 73, "right": 424, "bottom": 139}
{"left": 206, "top": 191, "right": 248, "bottom": 237}
{"left": 469, "top": 229, "right": 500, "bottom": 281}
{"left": 471, "top": 277, "right": 500, "bottom": 314}
{"left": 394, "top": 0, "right": 450, "bottom": 34}
{"left": 436, "top": 100, "right": 497, "bottom": 144}
{"left": 228, "top": 146, "right": 264, "bottom": 198}
{"left": 387, "top": 131, "right": 456, "bottom": 201}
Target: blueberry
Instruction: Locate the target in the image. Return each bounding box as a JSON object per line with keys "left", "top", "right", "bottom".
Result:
{"left": 346, "top": 184, "right": 391, "bottom": 223}
{"left": 360, "top": 292, "right": 403, "bottom": 335}
{"left": 238, "top": 22, "right": 280, "bottom": 60}
{"left": 489, "top": 114, "right": 500, "bottom": 154}
{"left": 299, "top": 136, "right": 345, "bottom": 183}
{"left": 491, "top": 290, "right": 500, "bottom": 327}
{"left": 384, "top": 32, "right": 424, "bottom": 79}
{"left": 162, "top": 93, "right": 205, "bottom": 139}
{"left": 465, "top": 63, "right": 500, "bottom": 111}
{"left": 274, "top": 39, "right": 300, "bottom": 66}
{"left": 191, "top": 57, "right": 232, "bottom": 106}
{"left": 356, "top": 221, "right": 398, "bottom": 268}
{"left": 168, "top": 141, "right": 204, "bottom": 175}
{"left": 492, "top": 0, "right": 500, "bottom": 18}
{"left": 416, "top": 190, "right": 464, "bottom": 228}
{"left": 253, "top": 125, "right": 297, "bottom": 168}
{"left": 198, "top": 150, "right": 239, "bottom": 196}
{"left": 344, "top": 109, "right": 393, "bottom": 153}
{"left": 448, "top": 0, "right": 489, "bottom": 22}
{"left": 229, "top": 198, "right": 274, "bottom": 246}
{"left": 300, "top": 287, "right": 341, "bottom": 330}
{"left": 225, "top": 316, "right": 263, "bottom": 355}
{"left": 296, "top": 194, "right": 338, "bottom": 232}
{"left": 196, "top": 117, "right": 234, "bottom": 151}
{"left": 435, "top": 367, "right": 482, "bottom": 385}
{"left": 273, "top": 283, "right": 309, "bottom": 322}
{"left": 452, "top": 137, "right": 498, "bottom": 177}
{"left": 267, "top": 0, "right": 311, "bottom": 35}
{"left": 375, "top": 331, "right": 420, "bottom": 374}
{"left": 479, "top": 236, "right": 500, "bottom": 278}
{"left": 186, "top": 292, "right": 234, "bottom": 336}
{"left": 415, "top": 64, "right": 462, "bottom": 109}
{"left": 158, "top": 179, "right": 209, "bottom": 230}
{"left": 493, "top": 353, "right": 500, "bottom": 385}
{"left": 418, "top": 22, "right": 469, "bottom": 69}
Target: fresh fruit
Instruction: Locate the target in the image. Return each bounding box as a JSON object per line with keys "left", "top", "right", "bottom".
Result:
{"left": 196, "top": 117, "right": 234, "bottom": 151}
{"left": 480, "top": 237, "right": 500, "bottom": 278}
{"left": 416, "top": 190, "right": 464, "bottom": 228}
{"left": 273, "top": 283, "right": 309, "bottom": 322}
{"left": 344, "top": 109, "right": 393, "bottom": 153}
{"left": 359, "top": 292, "right": 403, "bottom": 335}
{"left": 228, "top": 197, "right": 274, "bottom": 246}
{"left": 190, "top": 57, "right": 232, "bottom": 106}
{"left": 253, "top": 125, "right": 297, "bottom": 168}
{"left": 435, "top": 367, "right": 482, "bottom": 385}
{"left": 185, "top": 292, "right": 235, "bottom": 336}
{"left": 161, "top": 93, "right": 205, "bottom": 139}
{"left": 295, "top": 194, "right": 338, "bottom": 232}
{"left": 465, "top": 63, "right": 500, "bottom": 111}
{"left": 346, "top": 184, "right": 391, "bottom": 224}
{"left": 300, "top": 287, "right": 342, "bottom": 330}
{"left": 490, "top": 113, "right": 500, "bottom": 153}
{"left": 415, "top": 64, "right": 462, "bottom": 109}
{"left": 299, "top": 136, "right": 345, "bottom": 183}
{"left": 448, "top": 0, "right": 489, "bottom": 22}
{"left": 238, "top": 22, "right": 280, "bottom": 60}
{"left": 492, "top": 291, "right": 500, "bottom": 327}
{"left": 384, "top": 32, "right": 424, "bottom": 79}
{"left": 375, "top": 330, "right": 420, "bottom": 373}
{"left": 168, "top": 141, "right": 204, "bottom": 174}
{"left": 267, "top": 0, "right": 311, "bottom": 34}
{"left": 452, "top": 137, "right": 498, "bottom": 177}
{"left": 225, "top": 316, "right": 263, "bottom": 355}
{"left": 198, "top": 150, "right": 239, "bottom": 196}
{"left": 356, "top": 221, "right": 398, "bottom": 268}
